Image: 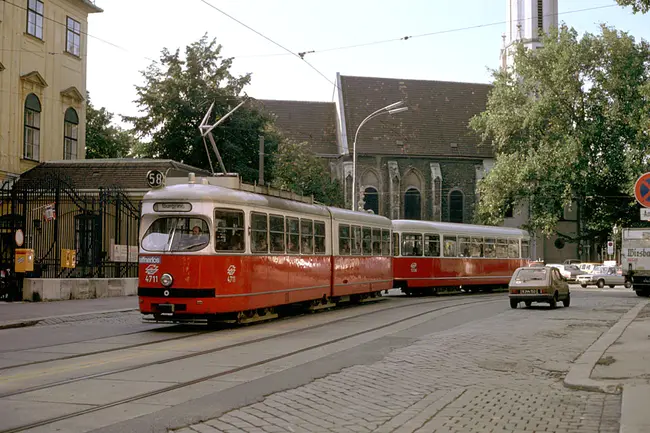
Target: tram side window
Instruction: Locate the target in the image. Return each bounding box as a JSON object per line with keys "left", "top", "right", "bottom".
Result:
{"left": 269, "top": 215, "right": 285, "bottom": 253}
{"left": 301, "top": 219, "right": 314, "bottom": 254}
{"left": 362, "top": 227, "right": 372, "bottom": 255}
{"left": 142, "top": 217, "right": 210, "bottom": 252}
{"left": 251, "top": 212, "right": 268, "bottom": 253}
{"left": 521, "top": 239, "right": 530, "bottom": 259}
{"left": 352, "top": 225, "right": 362, "bottom": 255}
{"left": 508, "top": 239, "right": 519, "bottom": 258}
{"left": 372, "top": 229, "right": 381, "bottom": 255}
{"left": 459, "top": 237, "right": 470, "bottom": 257}
{"left": 314, "top": 221, "right": 326, "bottom": 254}
{"left": 286, "top": 217, "right": 300, "bottom": 254}
{"left": 424, "top": 234, "right": 440, "bottom": 257}
{"left": 484, "top": 238, "right": 496, "bottom": 258}
{"left": 402, "top": 233, "right": 422, "bottom": 257}
{"left": 381, "top": 229, "right": 391, "bottom": 256}
{"left": 339, "top": 224, "right": 351, "bottom": 255}
{"left": 393, "top": 233, "right": 400, "bottom": 256}
{"left": 214, "top": 209, "right": 245, "bottom": 252}
{"left": 443, "top": 236, "right": 457, "bottom": 257}
{"left": 471, "top": 237, "right": 483, "bottom": 258}
{"left": 496, "top": 239, "right": 508, "bottom": 258}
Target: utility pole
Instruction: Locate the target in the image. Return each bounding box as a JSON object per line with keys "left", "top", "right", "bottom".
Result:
{"left": 258, "top": 136, "right": 265, "bottom": 185}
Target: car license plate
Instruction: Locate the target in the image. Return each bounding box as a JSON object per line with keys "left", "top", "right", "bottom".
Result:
{"left": 520, "top": 289, "right": 537, "bottom": 294}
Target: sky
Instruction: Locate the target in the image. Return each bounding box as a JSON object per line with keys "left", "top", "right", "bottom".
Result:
{"left": 86, "top": 0, "right": 650, "bottom": 126}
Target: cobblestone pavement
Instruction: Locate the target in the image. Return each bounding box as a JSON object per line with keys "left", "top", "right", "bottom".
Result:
{"left": 171, "top": 293, "right": 638, "bottom": 433}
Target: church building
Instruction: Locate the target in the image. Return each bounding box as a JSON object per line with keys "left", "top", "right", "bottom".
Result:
{"left": 261, "top": 0, "right": 580, "bottom": 263}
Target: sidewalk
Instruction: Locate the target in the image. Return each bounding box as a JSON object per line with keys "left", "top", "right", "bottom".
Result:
{"left": 564, "top": 298, "right": 650, "bottom": 433}
{"left": 0, "top": 295, "right": 138, "bottom": 329}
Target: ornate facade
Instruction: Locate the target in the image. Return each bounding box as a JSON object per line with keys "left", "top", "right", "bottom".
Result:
{"left": 0, "top": 0, "right": 103, "bottom": 183}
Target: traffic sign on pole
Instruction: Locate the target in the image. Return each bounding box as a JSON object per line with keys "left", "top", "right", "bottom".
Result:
{"left": 607, "top": 241, "right": 614, "bottom": 255}
{"left": 634, "top": 172, "right": 650, "bottom": 208}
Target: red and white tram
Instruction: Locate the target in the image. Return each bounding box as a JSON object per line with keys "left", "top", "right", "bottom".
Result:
{"left": 392, "top": 220, "right": 530, "bottom": 295}
{"left": 137, "top": 176, "right": 393, "bottom": 324}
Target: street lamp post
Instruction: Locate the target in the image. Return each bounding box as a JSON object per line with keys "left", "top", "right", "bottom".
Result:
{"left": 351, "top": 101, "right": 409, "bottom": 211}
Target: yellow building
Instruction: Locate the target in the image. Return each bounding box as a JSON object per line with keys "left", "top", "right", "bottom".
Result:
{"left": 0, "top": 0, "right": 102, "bottom": 183}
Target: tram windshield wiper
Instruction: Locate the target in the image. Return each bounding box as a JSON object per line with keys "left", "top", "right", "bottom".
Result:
{"left": 180, "top": 242, "right": 208, "bottom": 251}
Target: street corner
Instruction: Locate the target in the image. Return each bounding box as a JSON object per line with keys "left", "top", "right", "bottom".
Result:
{"left": 564, "top": 299, "right": 650, "bottom": 393}
{"left": 592, "top": 302, "right": 650, "bottom": 383}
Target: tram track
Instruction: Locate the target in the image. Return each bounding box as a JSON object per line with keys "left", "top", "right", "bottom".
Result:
{"left": 0, "top": 290, "right": 499, "bottom": 371}
{"left": 0, "top": 327, "right": 213, "bottom": 371}
{"left": 0, "top": 295, "right": 502, "bottom": 433}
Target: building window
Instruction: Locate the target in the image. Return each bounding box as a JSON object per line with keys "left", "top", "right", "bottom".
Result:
{"left": 404, "top": 188, "right": 421, "bottom": 220}
{"left": 24, "top": 93, "right": 41, "bottom": 160}
{"left": 449, "top": 190, "right": 464, "bottom": 223}
{"left": 363, "top": 187, "right": 379, "bottom": 215}
{"left": 66, "top": 17, "right": 81, "bottom": 56}
{"left": 505, "top": 202, "right": 514, "bottom": 218}
{"left": 64, "top": 108, "right": 79, "bottom": 160}
{"left": 26, "top": 0, "right": 44, "bottom": 39}
{"left": 537, "top": 0, "right": 543, "bottom": 33}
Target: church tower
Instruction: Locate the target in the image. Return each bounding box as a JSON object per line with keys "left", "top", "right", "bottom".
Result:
{"left": 500, "top": 0, "right": 559, "bottom": 70}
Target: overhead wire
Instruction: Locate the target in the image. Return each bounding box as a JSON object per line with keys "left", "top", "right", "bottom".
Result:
{"left": 226, "top": 4, "right": 618, "bottom": 60}
{"left": 197, "top": 0, "right": 337, "bottom": 88}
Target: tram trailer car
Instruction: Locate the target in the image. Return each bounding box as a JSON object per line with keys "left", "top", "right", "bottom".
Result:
{"left": 392, "top": 220, "right": 531, "bottom": 295}
{"left": 137, "top": 177, "right": 393, "bottom": 324}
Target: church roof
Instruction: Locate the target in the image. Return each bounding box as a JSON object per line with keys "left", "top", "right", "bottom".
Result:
{"left": 339, "top": 75, "right": 494, "bottom": 158}
{"left": 257, "top": 99, "right": 339, "bottom": 156}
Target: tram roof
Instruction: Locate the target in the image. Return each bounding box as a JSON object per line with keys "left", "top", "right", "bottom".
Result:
{"left": 392, "top": 219, "right": 529, "bottom": 238}
{"left": 143, "top": 183, "right": 391, "bottom": 226}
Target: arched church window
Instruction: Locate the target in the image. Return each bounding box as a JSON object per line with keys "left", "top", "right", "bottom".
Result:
{"left": 363, "top": 187, "right": 379, "bottom": 215}
{"left": 404, "top": 188, "right": 421, "bottom": 220}
{"left": 449, "top": 190, "right": 464, "bottom": 223}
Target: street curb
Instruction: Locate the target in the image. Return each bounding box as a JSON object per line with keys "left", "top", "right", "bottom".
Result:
{"left": 0, "top": 307, "right": 139, "bottom": 330}
{"left": 563, "top": 299, "right": 649, "bottom": 394}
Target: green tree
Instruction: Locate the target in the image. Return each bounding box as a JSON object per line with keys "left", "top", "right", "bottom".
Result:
{"left": 470, "top": 25, "right": 650, "bottom": 243}
{"left": 124, "top": 35, "right": 280, "bottom": 183}
{"left": 270, "top": 140, "right": 344, "bottom": 207}
{"left": 85, "top": 96, "right": 137, "bottom": 159}
{"left": 616, "top": 0, "right": 650, "bottom": 13}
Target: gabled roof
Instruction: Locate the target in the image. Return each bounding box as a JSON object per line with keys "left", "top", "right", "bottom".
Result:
{"left": 339, "top": 75, "right": 494, "bottom": 158}
{"left": 258, "top": 99, "right": 339, "bottom": 156}
{"left": 20, "top": 71, "right": 48, "bottom": 88}
{"left": 19, "top": 159, "right": 211, "bottom": 190}
{"left": 61, "top": 86, "right": 85, "bottom": 102}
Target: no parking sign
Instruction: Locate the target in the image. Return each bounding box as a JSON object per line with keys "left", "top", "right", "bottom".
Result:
{"left": 634, "top": 173, "right": 650, "bottom": 208}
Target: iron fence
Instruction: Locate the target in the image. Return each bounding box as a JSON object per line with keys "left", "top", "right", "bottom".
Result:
{"left": 0, "top": 174, "right": 141, "bottom": 300}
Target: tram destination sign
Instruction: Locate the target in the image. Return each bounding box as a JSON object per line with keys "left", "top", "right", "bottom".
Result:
{"left": 153, "top": 202, "right": 192, "bottom": 212}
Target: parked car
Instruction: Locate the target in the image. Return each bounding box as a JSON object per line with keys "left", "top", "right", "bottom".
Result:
{"left": 547, "top": 264, "right": 571, "bottom": 280}
{"left": 576, "top": 266, "right": 632, "bottom": 289}
{"left": 564, "top": 264, "right": 586, "bottom": 281}
{"left": 578, "top": 262, "right": 601, "bottom": 274}
{"left": 564, "top": 259, "right": 581, "bottom": 265}
{"left": 509, "top": 266, "right": 571, "bottom": 309}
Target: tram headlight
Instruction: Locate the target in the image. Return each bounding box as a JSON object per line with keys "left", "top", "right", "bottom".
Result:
{"left": 161, "top": 273, "right": 173, "bottom": 287}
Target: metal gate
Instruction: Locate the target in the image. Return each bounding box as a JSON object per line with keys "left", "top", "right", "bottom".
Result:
{"left": 0, "top": 174, "right": 140, "bottom": 300}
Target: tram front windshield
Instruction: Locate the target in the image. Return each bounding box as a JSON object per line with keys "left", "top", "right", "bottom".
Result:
{"left": 142, "top": 217, "right": 210, "bottom": 252}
